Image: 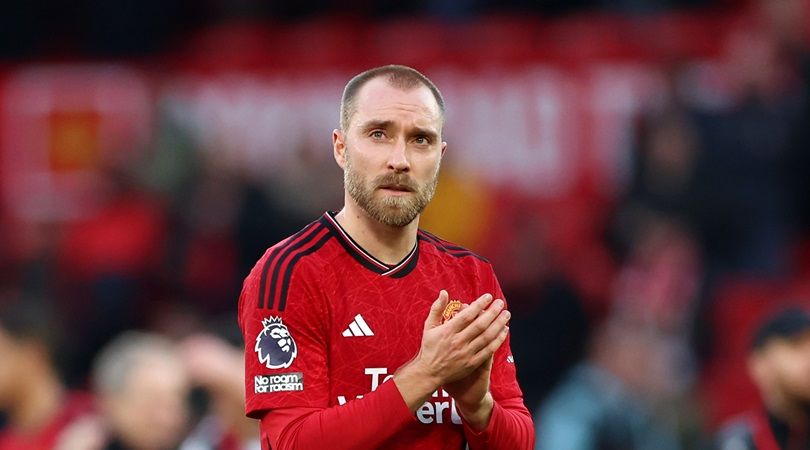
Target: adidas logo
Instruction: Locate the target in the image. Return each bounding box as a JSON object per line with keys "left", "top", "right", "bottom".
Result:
{"left": 342, "top": 314, "right": 374, "bottom": 337}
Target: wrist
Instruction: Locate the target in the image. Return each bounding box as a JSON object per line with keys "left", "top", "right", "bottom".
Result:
{"left": 393, "top": 358, "right": 441, "bottom": 411}
{"left": 458, "top": 391, "right": 495, "bottom": 430}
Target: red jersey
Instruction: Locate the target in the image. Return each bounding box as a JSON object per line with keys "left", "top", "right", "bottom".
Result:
{"left": 238, "top": 212, "right": 534, "bottom": 450}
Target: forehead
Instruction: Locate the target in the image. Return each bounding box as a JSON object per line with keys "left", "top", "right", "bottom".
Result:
{"left": 124, "top": 356, "right": 187, "bottom": 391}
{"left": 0, "top": 328, "right": 13, "bottom": 348}
{"left": 351, "top": 77, "right": 442, "bottom": 128}
{"left": 784, "top": 331, "right": 810, "bottom": 349}
{"left": 763, "top": 331, "right": 810, "bottom": 355}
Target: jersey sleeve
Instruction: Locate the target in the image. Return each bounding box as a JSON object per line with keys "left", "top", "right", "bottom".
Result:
{"left": 239, "top": 253, "right": 331, "bottom": 418}
{"left": 488, "top": 273, "right": 525, "bottom": 402}
{"left": 463, "top": 267, "right": 535, "bottom": 449}
{"left": 258, "top": 380, "right": 416, "bottom": 450}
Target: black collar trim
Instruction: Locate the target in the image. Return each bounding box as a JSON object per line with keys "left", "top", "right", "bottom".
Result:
{"left": 320, "top": 212, "right": 419, "bottom": 278}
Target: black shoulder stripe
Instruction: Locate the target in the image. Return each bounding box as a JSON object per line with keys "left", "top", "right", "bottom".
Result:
{"left": 277, "top": 232, "right": 333, "bottom": 311}
{"left": 266, "top": 224, "right": 328, "bottom": 310}
{"left": 417, "top": 232, "right": 490, "bottom": 263}
{"left": 257, "top": 221, "right": 321, "bottom": 309}
{"left": 418, "top": 230, "right": 471, "bottom": 252}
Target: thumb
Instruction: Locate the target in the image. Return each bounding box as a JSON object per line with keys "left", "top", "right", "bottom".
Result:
{"left": 425, "top": 290, "right": 449, "bottom": 330}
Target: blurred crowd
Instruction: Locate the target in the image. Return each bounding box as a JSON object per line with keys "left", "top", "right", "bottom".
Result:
{"left": 2, "top": 0, "right": 810, "bottom": 449}
{"left": 0, "top": 295, "right": 260, "bottom": 450}
{"left": 0, "top": 0, "right": 733, "bottom": 60}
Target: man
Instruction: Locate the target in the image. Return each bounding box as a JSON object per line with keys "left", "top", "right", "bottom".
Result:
{"left": 535, "top": 315, "right": 681, "bottom": 450}
{"left": 0, "top": 298, "right": 95, "bottom": 450}
{"left": 238, "top": 65, "right": 534, "bottom": 449}
{"left": 179, "top": 332, "right": 260, "bottom": 450}
{"left": 717, "top": 307, "right": 810, "bottom": 450}
{"left": 92, "top": 331, "right": 191, "bottom": 450}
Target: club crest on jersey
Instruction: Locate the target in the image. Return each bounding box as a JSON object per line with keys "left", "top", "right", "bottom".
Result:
{"left": 255, "top": 317, "right": 298, "bottom": 369}
{"left": 442, "top": 300, "right": 465, "bottom": 324}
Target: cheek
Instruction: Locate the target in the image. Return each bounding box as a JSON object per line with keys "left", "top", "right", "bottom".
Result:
{"left": 776, "top": 351, "right": 810, "bottom": 386}
{"left": 0, "top": 351, "right": 20, "bottom": 397}
{"left": 418, "top": 151, "right": 442, "bottom": 170}
{"left": 415, "top": 156, "right": 442, "bottom": 182}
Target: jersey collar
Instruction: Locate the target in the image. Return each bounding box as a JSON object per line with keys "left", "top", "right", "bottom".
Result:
{"left": 320, "top": 211, "right": 419, "bottom": 278}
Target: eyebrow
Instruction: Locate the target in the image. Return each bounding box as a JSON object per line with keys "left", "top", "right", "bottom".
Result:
{"left": 358, "top": 120, "right": 394, "bottom": 132}
{"left": 359, "top": 120, "right": 440, "bottom": 141}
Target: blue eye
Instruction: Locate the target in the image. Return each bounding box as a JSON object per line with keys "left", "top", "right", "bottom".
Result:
{"left": 414, "top": 136, "right": 430, "bottom": 145}
{"left": 370, "top": 130, "right": 385, "bottom": 139}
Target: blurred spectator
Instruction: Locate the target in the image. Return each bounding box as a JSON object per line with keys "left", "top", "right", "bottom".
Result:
{"left": 0, "top": 295, "right": 95, "bottom": 450}
{"left": 765, "top": 0, "right": 810, "bottom": 239}
{"left": 690, "top": 27, "right": 804, "bottom": 276}
{"left": 716, "top": 307, "right": 810, "bottom": 450}
{"left": 508, "top": 272, "right": 589, "bottom": 416}
{"left": 92, "top": 331, "right": 190, "bottom": 450}
{"left": 57, "top": 165, "right": 168, "bottom": 386}
{"left": 611, "top": 216, "right": 703, "bottom": 372}
{"left": 610, "top": 219, "right": 709, "bottom": 447}
{"left": 171, "top": 160, "right": 241, "bottom": 317}
{"left": 535, "top": 314, "right": 682, "bottom": 450}
{"left": 614, "top": 104, "right": 701, "bottom": 260}
{"left": 164, "top": 145, "right": 306, "bottom": 318}
{"left": 612, "top": 217, "right": 701, "bottom": 335}
{"left": 179, "top": 333, "right": 259, "bottom": 450}
{"left": 494, "top": 207, "right": 590, "bottom": 414}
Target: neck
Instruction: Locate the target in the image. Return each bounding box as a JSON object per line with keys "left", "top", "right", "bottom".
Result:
{"left": 335, "top": 201, "right": 418, "bottom": 265}
{"left": 10, "top": 369, "right": 64, "bottom": 433}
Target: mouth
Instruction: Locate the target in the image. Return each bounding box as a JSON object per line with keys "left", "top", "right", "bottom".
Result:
{"left": 378, "top": 183, "right": 414, "bottom": 193}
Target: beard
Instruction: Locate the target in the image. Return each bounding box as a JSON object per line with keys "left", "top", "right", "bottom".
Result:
{"left": 344, "top": 150, "right": 440, "bottom": 228}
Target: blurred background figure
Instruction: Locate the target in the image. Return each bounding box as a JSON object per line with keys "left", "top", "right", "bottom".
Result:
{"left": 716, "top": 307, "right": 810, "bottom": 450}
{"left": 689, "top": 26, "right": 803, "bottom": 277}
{"left": 178, "top": 333, "right": 259, "bottom": 450}
{"left": 57, "top": 164, "right": 168, "bottom": 388}
{"left": 0, "top": 294, "right": 95, "bottom": 450}
{"left": 534, "top": 311, "right": 683, "bottom": 450}
{"left": 91, "top": 331, "right": 190, "bottom": 450}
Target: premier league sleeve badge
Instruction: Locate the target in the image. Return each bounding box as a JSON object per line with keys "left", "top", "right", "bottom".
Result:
{"left": 255, "top": 317, "right": 298, "bottom": 369}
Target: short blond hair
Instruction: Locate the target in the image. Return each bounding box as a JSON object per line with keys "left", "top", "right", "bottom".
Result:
{"left": 339, "top": 64, "right": 445, "bottom": 131}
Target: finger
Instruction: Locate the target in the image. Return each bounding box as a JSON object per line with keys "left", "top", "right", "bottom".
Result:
{"left": 445, "top": 293, "right": 494, "bottom": 331}
{"left": 425, "top": 290, "right": 450, "bottom": 330}
{"left": 467, "top": 309, "right": 510, "bottom": 354}
{"left": 457, "top": 299, "right": 506, "bottom": 342}
{"left": 470, "top": 326, "right": 510, "bottom": 367}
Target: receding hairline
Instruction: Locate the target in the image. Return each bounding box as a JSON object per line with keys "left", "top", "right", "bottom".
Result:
{"left": 339, "top": 65, "right": 445, "bottom": 132}
{"left": 92, "top": 331, "right": 181, "bottom": 397}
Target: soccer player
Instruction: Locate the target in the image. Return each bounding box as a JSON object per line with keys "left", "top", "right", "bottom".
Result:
{"left": 717, "top": 307, "right": 810, "bottom": 450}
{"left": 238, "top": 65, "right": 535, "bottom": 449}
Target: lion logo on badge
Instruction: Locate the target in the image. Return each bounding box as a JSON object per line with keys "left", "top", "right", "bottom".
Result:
{"left": 255, "top": 317, "right": 298, "bottom": 369}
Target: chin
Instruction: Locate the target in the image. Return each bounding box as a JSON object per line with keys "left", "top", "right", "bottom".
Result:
{"left": 379, "top": 213, "right": 417, "bottom": 228}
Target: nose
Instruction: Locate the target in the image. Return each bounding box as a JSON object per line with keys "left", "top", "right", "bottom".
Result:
{"left": 387, "top": 138, "right": 410, "bottom": 173}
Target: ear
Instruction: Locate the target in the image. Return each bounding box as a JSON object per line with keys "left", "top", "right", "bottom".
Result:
{"left": 333, "top": 129, "right": 347, "bottom": 169}
{"left": 440, "top": 141, "right": 447, "bottom": 157}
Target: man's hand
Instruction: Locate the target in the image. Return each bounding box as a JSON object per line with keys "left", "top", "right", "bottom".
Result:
{"left": 394, "top": 290, "right": 510, "bottom": 412}
{"left": 444, "top": 301, "right": 510, "bottom": 429}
